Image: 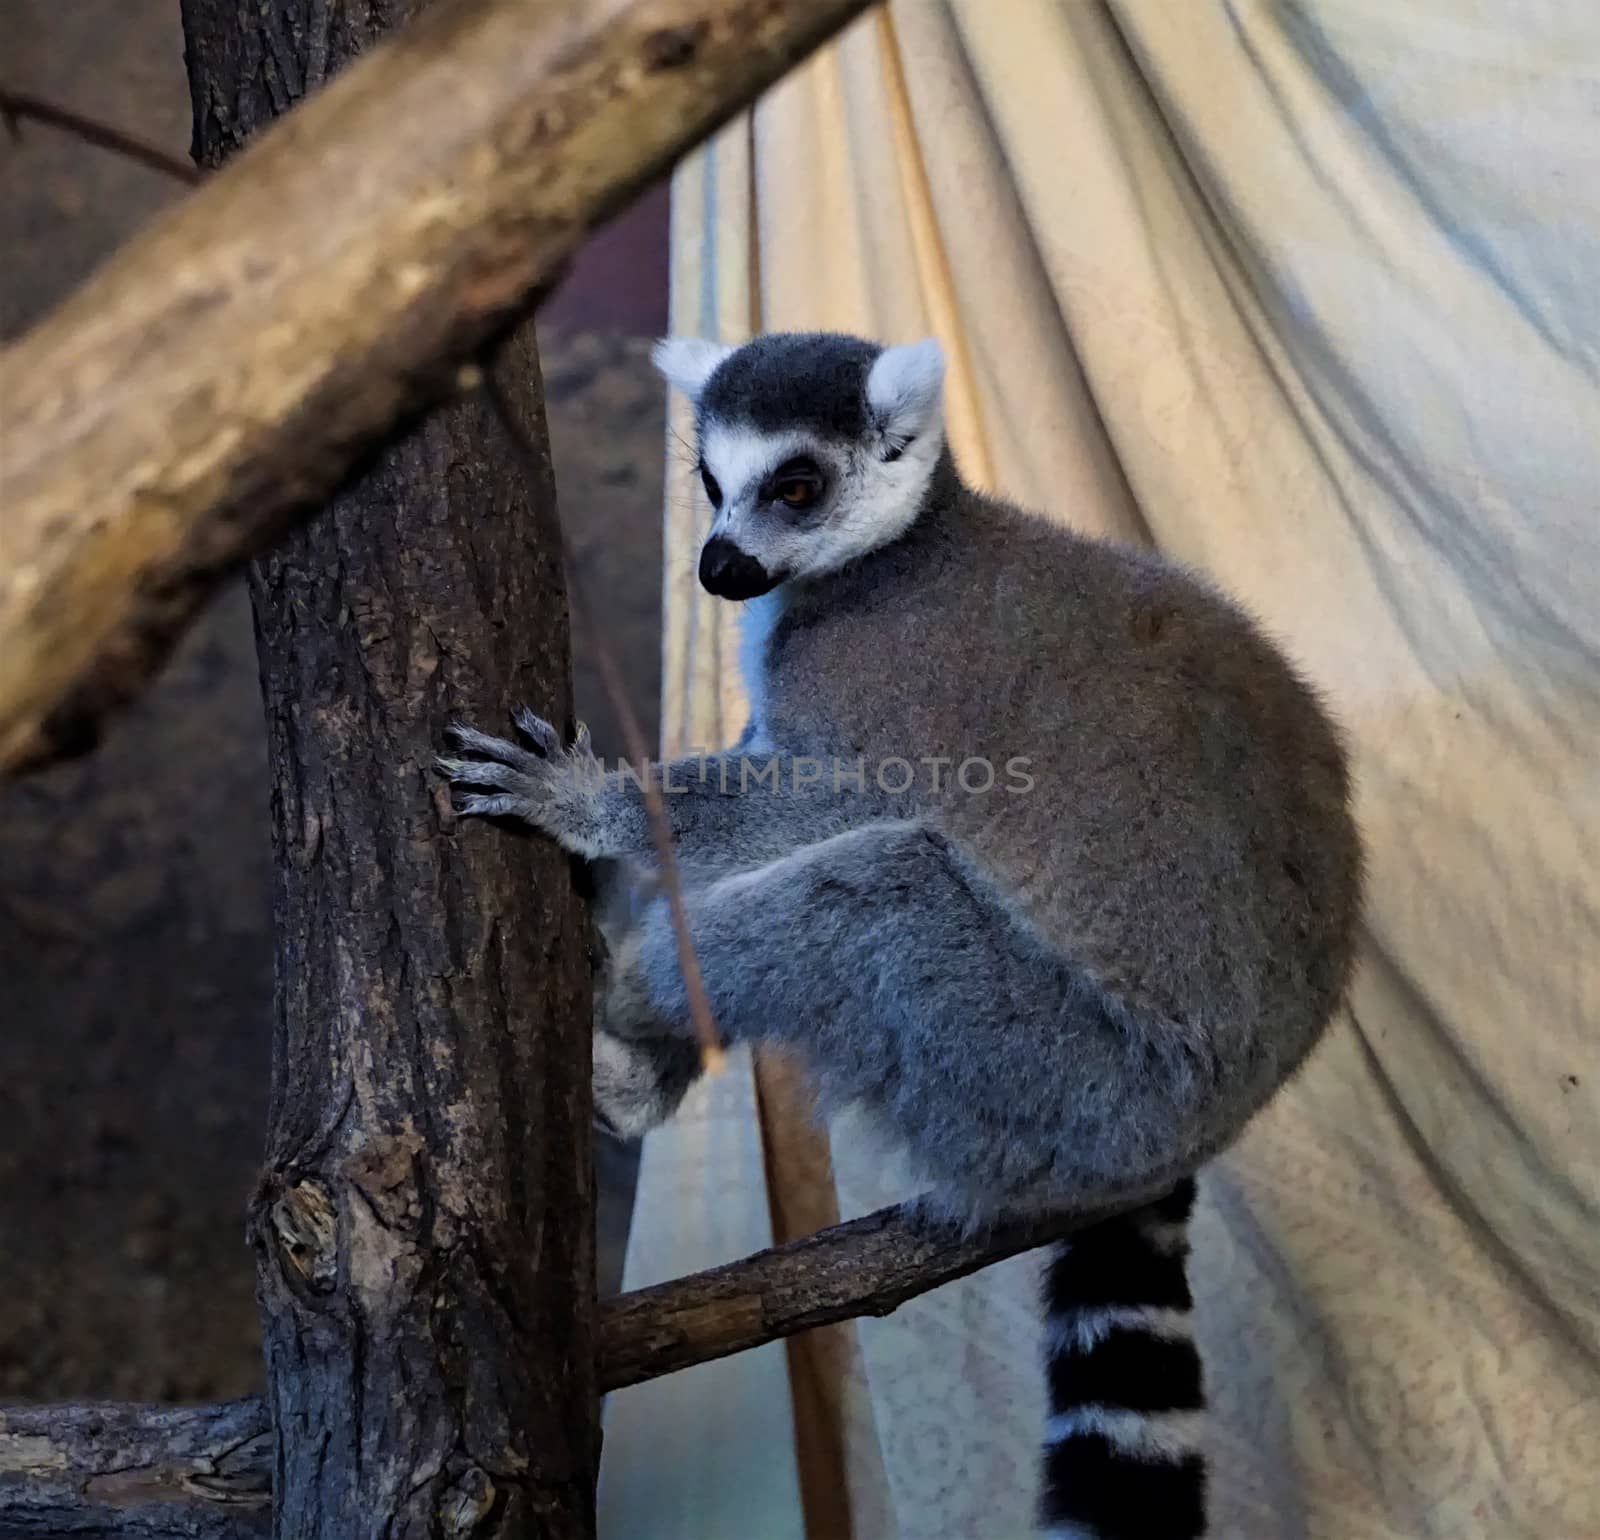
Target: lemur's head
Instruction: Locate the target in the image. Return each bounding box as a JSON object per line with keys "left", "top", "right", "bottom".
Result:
{"left": 654, "top": 331, "right": 947, "bottom": 600}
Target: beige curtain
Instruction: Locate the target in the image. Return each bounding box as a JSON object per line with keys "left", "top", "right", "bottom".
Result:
{"left": 601, "top": 4, "right": 1600, "bottom": 1537}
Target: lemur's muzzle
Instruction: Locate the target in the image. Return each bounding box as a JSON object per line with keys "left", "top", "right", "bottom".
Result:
{"left": 699, "top": 535, "right": 779, "bottom": 600}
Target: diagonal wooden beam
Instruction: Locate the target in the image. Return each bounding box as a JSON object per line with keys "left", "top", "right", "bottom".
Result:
{"left": 0, "top": 0, "right": 878, "bottom": 775}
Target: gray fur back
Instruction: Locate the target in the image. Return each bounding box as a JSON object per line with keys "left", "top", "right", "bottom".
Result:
{"left": 760, "top": 452, "right": 1362, "bottom": 1155}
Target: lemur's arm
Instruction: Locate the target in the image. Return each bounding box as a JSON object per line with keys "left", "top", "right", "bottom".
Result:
{"left": 436, "top": 710, "right": 892, "bottom": 867}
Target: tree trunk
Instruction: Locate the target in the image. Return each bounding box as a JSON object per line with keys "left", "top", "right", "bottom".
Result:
{"left": 180, "top": 6, "right": 595, "bottom": 1538}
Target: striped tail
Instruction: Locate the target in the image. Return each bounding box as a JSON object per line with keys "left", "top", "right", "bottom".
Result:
{"left": 1038, "top": 1178, "right": 1207, "bottom": 1539}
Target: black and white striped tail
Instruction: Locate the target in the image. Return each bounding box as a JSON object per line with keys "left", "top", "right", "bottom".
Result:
{"left": 1039, "top": 1179, "right": 1207, "bottom": 1539}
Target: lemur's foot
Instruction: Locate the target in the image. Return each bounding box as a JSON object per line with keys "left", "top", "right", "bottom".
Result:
{"left": 593, "top": 1029, "right": 697, "bottom": 1139}
{"left": 435, "top": 708, "right": 607, "bottom": 855}
{"left": 591, "top": 932, "right": 705, "bottom": 1138}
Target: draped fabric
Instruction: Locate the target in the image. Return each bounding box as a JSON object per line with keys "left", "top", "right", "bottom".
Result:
{"left": 600, "top": 4, "right": 1600, "bottom": 1536}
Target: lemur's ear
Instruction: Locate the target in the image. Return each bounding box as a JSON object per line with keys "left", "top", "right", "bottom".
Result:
{"left": 652, "top": 337, "right": 735, "bottom": 403}
{"left": 866, "top": 338, "right": 946, "bottom": 451}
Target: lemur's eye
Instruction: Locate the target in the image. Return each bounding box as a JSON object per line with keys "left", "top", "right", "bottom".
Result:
{"left": 767, "top": 457, "right": 823, "bottom": 511}
{"left": 700, "top": 464, "right": 722, "bottom": 506}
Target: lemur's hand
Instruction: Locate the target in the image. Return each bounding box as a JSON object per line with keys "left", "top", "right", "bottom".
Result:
{"left": 435, "top": 708, "right": 609, "bottom": 855}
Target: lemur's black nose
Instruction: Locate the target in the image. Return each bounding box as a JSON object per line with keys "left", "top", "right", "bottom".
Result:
{"left": 699, "top": 535, "right": 778, "bottom": 600}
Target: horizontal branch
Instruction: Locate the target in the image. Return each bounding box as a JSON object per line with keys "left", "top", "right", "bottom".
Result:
{"left": 595, "top": 1192, "right": 1145, "bottom": 1388}
{"left": 0, "top": 0, "right": 877, "bottom": 775}
{"left": 0, "top": 1193, "right": 1144, "bottom": 1536}
{"left": 0, "top": 1396, "right": 270, "bottom": 1538}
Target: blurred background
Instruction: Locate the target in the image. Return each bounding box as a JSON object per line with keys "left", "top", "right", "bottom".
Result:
{"left": 0, "top": 0, "right": 662, "bottom": 1402}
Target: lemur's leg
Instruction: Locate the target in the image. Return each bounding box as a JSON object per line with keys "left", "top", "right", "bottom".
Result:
{"left": 592, "top": 1025, "right": 704, "bottom": 1139}
{"left": 436, "top": 709, "right": 897, "bottom": 874}
{"left": 601, "top": 820, "right": 1210, "bottom": 1206}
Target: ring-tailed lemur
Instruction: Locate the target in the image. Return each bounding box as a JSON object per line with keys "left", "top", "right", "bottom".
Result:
{"left": 438, "top": 332, "right": 1363, "bottom": 1539}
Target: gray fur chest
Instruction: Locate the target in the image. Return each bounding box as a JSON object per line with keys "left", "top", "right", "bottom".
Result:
{"left": 761, "top": 591, "right": 943, "bottom": 762}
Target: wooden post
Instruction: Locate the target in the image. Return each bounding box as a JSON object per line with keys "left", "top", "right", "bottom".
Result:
{"left": 181, "top": 7, "right": 595, "bottom": 1536}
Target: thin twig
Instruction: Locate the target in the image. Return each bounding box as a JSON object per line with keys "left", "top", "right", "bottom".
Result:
{"left": 0, "top": 86, "right": 201, "bottom": 185}
{"left": 478, "top": 356, "right": 724, "bottom": 1072}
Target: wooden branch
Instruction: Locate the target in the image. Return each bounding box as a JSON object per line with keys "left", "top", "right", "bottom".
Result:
{"left": 595, "top": 1194, "right": 1143, "bottom": 1389}
{"left": 0, "top": 1397, "right": 269, "bottom": 1538}
{"left": 0, "top": 1194, "right": 1147, "bottom": 1536}
{"left": 0, "top": 0, "right": 878, "bottom": 775}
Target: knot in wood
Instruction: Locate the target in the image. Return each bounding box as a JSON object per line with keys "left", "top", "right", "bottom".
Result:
{"left": 642, "top": 23, "right": 707, "bottom": 71}
{"left": 342, "top": 1128, "right": 426, "bottom": 1228}
{"left": 440, "top": 1464, "right": 497, "bottom": 1535}
{"left": 270, "top": 1178, "right": 338, "bottom": 1293}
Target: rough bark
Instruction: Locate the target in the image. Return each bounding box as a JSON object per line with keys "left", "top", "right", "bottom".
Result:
{"left": 176, "top": 6, "right": 596, "bottom": 1537}
{"left": 0, "top": 1192, "right": 1152, "bottom": 1536}
{"left": 238, "top": 339, "right": 595, "bottom": 1540}
{"left": 0, "top": 0, "right": 878, "bottom": 775}
{"left": 0, "top": 1399, "right": 269, "bottom": 1539}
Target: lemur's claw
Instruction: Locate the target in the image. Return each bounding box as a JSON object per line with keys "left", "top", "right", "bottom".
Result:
{"left": 512, "top": 705, "right": 561, "bottom": 755}
{"left": 444, "top": 721, "right": 540, "bottom": 769}
{"left": 454, "top": 792, "right": 527, "bottom": 819}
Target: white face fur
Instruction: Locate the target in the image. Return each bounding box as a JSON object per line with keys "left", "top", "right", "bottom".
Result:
{"left": 653, "top": 336, "right": 948, "bottom": 591}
